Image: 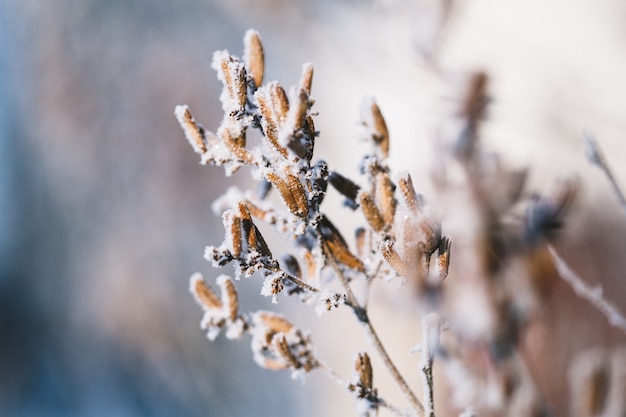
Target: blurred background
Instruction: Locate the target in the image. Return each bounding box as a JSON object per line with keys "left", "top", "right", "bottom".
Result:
{"left": 1, "top": 0, "right": 626, "bottom": 416}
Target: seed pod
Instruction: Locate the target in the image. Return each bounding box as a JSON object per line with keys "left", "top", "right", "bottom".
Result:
{"left": 569, "top": 349, "right": 610, "bottom": 417}
{"left": 398, "top": 173, "right": 422, "bottom": 214}
{"left": 220, "top": 127, "right": 253, "bottom": 164}
{"left": 274, "top": 334, "right": 301, "bottom": 369}
{"left": 238, "top": 201, "right": 272, "bottom": 257}
{"left": 287, "top": 87, "right": 309, "bottom": 133}
{"left": 328, "top": 171, "right": 360, "bottom": 209}
{"left": 355, "top": 227, "right": 368, "bottom": 259}
{"left": 266, "top": 172, "right": 308, "bottom": 218}
{"left": 256, "top": 311, "right": 294, "bottom": 334}
{"left": 213, "top": 51, "right": 247, "bottom": 112}
{"left": 299, "top": 63, "right": 313, "bottom": 96}
{"left": 174, "top": 105, "right": 208, "bottom": 154}
{"left": 380, "top": 239, "right": 409, "bottom": 277}
{"left": 255, "top": 85, "right": 289, "bottom": 158}
{"left": 361, "top": 98, "right": 389, "bottom": 158}
{"left": 460, "top": 71, "right": 488, "bottom": 123}
{"left": 302, "top": 249, "right": 317, "bottom": 280}
{"left": 243, "top": 29, "right": 264, "bottom": 89}
{"left": 376, "top": 172, "right": 396, "bottom": 226}
{"left": 287, "top": 174, "right": 309, "bottom": 218}
{"left": 270, "top": 83, "right": 290, "bottom": 124}
{"left": 189, "top": 273, "right": 223, "bottom": 310}
{"left": 281, "top": 254, "right": 302, "bottom": 278}
{"left": 359, "top": 191, "right": 384, "bottom": 232}
{"left": 216, "top": 275, "right": 239, "bottom": 321}
{"left": 355, "top": 352, "right": 373, "bottom": 391}
{"left": 436, "top": 236, "right": 452, "bottom": 280}
{"left": 319, "top": 216, "right": 365, "bottom": 272}
{"left": 222, "top": 210, "right": 242, "bottom": 259}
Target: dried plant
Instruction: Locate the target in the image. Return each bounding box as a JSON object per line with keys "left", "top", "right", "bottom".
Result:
{"left": 175, "top": 30, "right": 626, "bottom": 417}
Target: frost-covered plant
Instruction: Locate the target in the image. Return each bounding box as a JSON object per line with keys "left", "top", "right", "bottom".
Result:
{"left": 175, "top": 30, "right": 626, "bottom": 417}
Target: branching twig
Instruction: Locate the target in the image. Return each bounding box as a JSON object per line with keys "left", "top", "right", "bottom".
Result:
{"left": 548, "top": 245, "right": 626, "bottom": 334}
{"left": 325, "top": 244, "right": 426, "bottom": 416}
{"left": 584, "top": 131, "right": 626, "bottom": 217}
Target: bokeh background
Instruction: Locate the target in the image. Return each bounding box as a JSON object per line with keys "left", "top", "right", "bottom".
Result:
{"left": 2, "top": 0, "right": 626, "bottom": 416}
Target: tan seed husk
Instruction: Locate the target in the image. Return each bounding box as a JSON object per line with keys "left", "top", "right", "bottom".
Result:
{"left": 243, "top": 29, "right": 264, "bottom": 89}
{"left": 376, "top": 172, "right": 396, "bottom": 226}
{"left": 359, "top": 191, "right": 384, "bottom": 232}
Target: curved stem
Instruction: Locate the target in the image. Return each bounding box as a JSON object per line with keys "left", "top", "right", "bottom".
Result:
{"left": 324, "top": 243, "right": 425, "bottom": 416}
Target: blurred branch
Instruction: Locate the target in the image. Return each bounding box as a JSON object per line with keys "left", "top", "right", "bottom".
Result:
{"left": 548, "top": 245, "right": 626, "bottom": 334}
{"left": 584, "top": 131, "right": 626, "bottom": 217}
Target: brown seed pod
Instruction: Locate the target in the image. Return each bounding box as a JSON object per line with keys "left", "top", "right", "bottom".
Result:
{"left": 220, "top": 128, "right": 254, "bottom": 164}
{"left": 255, "top": 85, "right": 289, "bottom": 158}
{"left": 328, "top": 171, "right": 360, "bottom": 207}
{"left": 281, "top": 254, "right": 302, "bottom": 279}
{"left": 190, "top": 273, "right": 223, "bottom": 310}
{"left": 380, "top": 239, "right": 409, "bottom": 277}
{"left": 362, "top": 98, "right": 389, "bottom": 158}
{"left": 375, "top": 172, "right": 396, "bottom": 226}
{"left": 174, "top": 105, "right": 208, "bottom": 154}
{"left": 436, "top": 236, "right": 452, "bottom": 280}
{"left": 243, "top": 29, "right": 264, "bottom": 89}
{"left": 302, "top": 249, "right": 317, "bottom": 280}
{"left": 299, "top": 63, "right": 314, "bottom": 96}
{"left": 266, "top": 172, "right": 308, "bottom": 218}
{"left": 274, "top": 334, "right": 301, "bottom": 369}
{"left": 286, "top": 174, "right": 308, "bottom": 218}
{"left": 319, "top": 216, "right": 365, "bottom": 272}
{"left": 460, "top": 71, "right": 488, "bottom": 123}
{"left": 355, "top": 227, "right": 368, "bottom": 259}
{"left": 270, "top": 83, "right": 290, "bottom": 124}
{"left": 237, "top": 201, "right": 272, "bottom": 257}
{"left": 288, "top": 87, "right": 309, "bottom": 133}
{"left": 355, "top": 352, "right": 373, "bottom": 391}
{"left": 222, "top": 210, "right": 242, "bottom": 258}
{"left": 221, "top": 57, "right": 248, "bottom": 111}
{"left": 218, "top": 276, "right": 239, "bottom": 321}
{"left": 359, "top": 191, "right": 384, "bottom": 232}
{"left": 256, "top": 311, "right": 294, "bottom": 334}
{"left": 398, "top": 174, "right": 422, "bottom": 214}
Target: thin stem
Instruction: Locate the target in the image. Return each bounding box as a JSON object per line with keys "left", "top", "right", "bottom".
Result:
{"left": 420, "top": 314, "right": 438, "bottom": 417}
{"left": 584, "top": 131, "right": 626, "bottom": 217}
{"left": 267, "top": 265, "right": 321, "bottom": 294}
{"left": 318, "top": 362, "right": 412, "bottom": 417}
{"left": 325, "top": 243, "right": 425, "bottom": 416}
{"left": 548, "top": 245, "right": 626, "bottom": 334}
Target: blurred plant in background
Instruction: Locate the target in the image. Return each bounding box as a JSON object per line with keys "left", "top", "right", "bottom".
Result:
{"left": 177, "top": 30, "right": 626, "bottom": 416}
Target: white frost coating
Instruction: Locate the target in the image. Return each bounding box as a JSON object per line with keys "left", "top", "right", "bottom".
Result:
{"left": 189, "top": 273, "right": 205, "bottom": 308}
{"left": 261, "top": 273, "right": 284, "bottom": 303}
{"left": 314, "top": 289, "right": 346, "bottom": 317}
{"left": 174, "top": 105, "right": 204, "bottom": 154}
{"left": 358, "top": 96, "right": 377, "bottom": 142}
{"left": 243, "top": 29, "right": 262, "bottom": 73}
{"left": 212, "top": 50, "right": 246, "bottom": 114}
{"left": 221, "top": 210, "right": 238, "bottom": 255}
{"left": 211, "top": 187, "right": 246, "bottom": 215}
{"left": 458, "top": 407, "right": 477, "bottom": 417}
{"left": 225, "top": 318, "right": 246, "bottom": 340}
